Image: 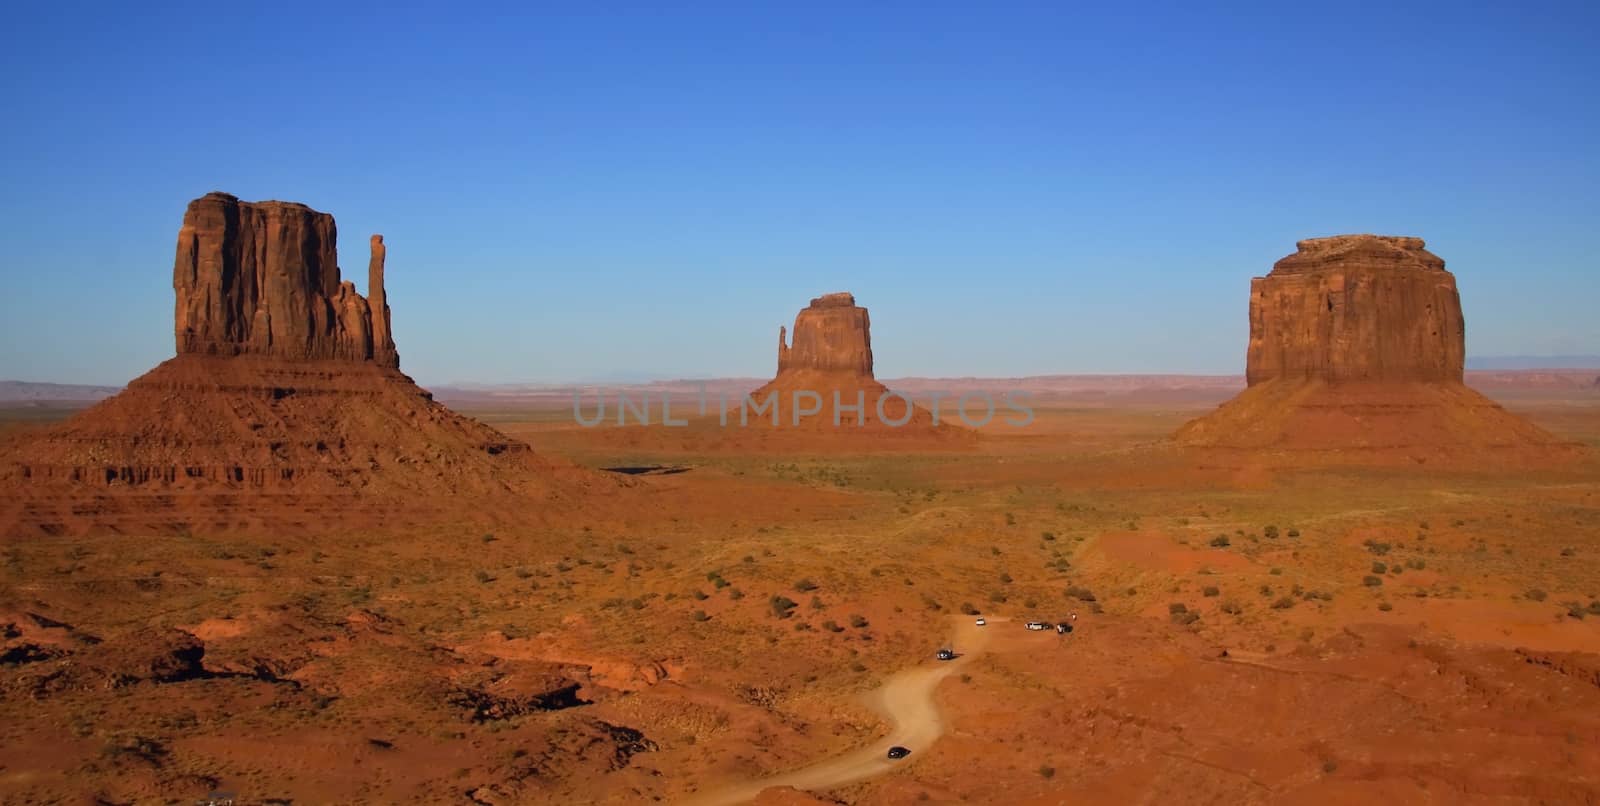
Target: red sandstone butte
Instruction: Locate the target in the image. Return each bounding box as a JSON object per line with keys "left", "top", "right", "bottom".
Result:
{"left": 776, "top": 292, "right": 874, "bottom": 377}
{"left": 174, "top": 192, "right": 399, "bottom": 366}
{"left": 1246, "top": 235, "right": 1464, "bottom": 385}
{"left": 748, "top": 292, "right": 954, "bottom": 433}
{"left": 1176, "top": 235, "right": 1578, "bottom": 465}
{"left": 0, "top": 192, "right": 606, "bottom": 537}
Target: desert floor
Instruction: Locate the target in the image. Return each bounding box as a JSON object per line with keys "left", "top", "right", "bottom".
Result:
{"left": 3, "top": 390, "right": 1599, "bottom": 804}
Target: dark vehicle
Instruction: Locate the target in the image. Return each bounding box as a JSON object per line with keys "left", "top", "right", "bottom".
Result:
{"left": 887, "top": 745, "right": 912, "bottom": 759}
{"left": 936, "top": 647, "right": 955, "bottom": 661}
{"left": 1056, "top": 622, "right": 1073, "bottom": 634}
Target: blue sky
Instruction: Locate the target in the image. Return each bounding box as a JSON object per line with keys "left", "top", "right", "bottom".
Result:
{"left": 2, "top": 2, "right": 1596, "bottom": 385}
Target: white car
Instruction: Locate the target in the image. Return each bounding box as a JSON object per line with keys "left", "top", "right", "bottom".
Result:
{"left": 1024, "top": 621, "right": 1048, "bottom": 631}
{"left": 974, "top": 618, "right": 987, "bottom": 626}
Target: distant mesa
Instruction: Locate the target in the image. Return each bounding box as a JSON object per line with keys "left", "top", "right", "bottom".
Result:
{"left": 748, "top": 292, "right": 950, "bottom": 433}
{"left": 1176, "top": 235, "right": 1582, "bottom": 465}
{"left": 0, "top": 192, "right": 593, "bottom": 537}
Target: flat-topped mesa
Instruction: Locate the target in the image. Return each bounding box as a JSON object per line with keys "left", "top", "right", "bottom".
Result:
{"left": 173, "top": 192, "right": 400, "bottom": 368}
{"left": 775, "top": 292, "right": 874, "bottom": 377}
{"left": 1246, "top": 234, "right": 1464, "bottom": 385}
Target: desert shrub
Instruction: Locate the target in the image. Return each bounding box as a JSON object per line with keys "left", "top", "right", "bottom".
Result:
{"left": 1168, "top": 603, "right": 1189, "bottom": 615}
{"left": 1041, "top": 531, "right": 1057, "bottom": 541}
{"left": 1172, "top": 611, "right": 1200, "bottom": 626}
{"left": 1220, "top": 599, "right": 1243, "bottom": 615}
{"left": 1005, "top": 512, "right": 1017, "bottom": 526}
{"left": 1210, "top": 535, "right": 1230, "bottom": 548}
{"left": 1271, "top": 596, "right": 1296, "bottom": 610}
{"left": 1039, "top": 765, "right": 1056, "bottom": 779}
{"left": 1566, "top": 605, "right": 1586, "bottom": 620}
{"left": 692, "top": 590, "right": 709, "bottom": 601}
{"left": 810, "top": 595, "right": 825, "bottom": 610}
{"left": 1560, "top": 547, "right": 1575, "bottom": 557}
{"left": 794, "top": 578, "right": 819, "bottom": 592}
{"left": 1371, "top": 562, "right": 1388, "bottom": 574}
{"left": 691, "top": 610, "right": 710, "bottom": 622}
{"left": 481, "top": 533, "right": 497, "bottom": 543}
{"left": 822, "top": 620, "right": 844, "bottom": 633}
{"left": 1362, "top": 575, "right": 1383, "bottom": 587}
{"left": 850, "top": 614, "right": 869, "bottom": 628}
{"left": 1203, "top": 586, "right": 1220, "bottom": 597}
{"left": 850, "top": 661, "right": 867, "bottom": 673}
{"left": 1259, "top": 584, "right": 1274, "bottom": 597}
{"left": 1525, "top": 588, "right": 1548, "bottom": 602}
{"left": 770, "top": 595, "right": 799, "bottom": 618}
{"left": 988, "top": 591, "right": 1008, "bottom": 603}
{"left": 1405, "top": 558, "right": 1426, "bottom": 570}
{"left": 922, "top": 595, "right": 942, "bottom": 611}
{"left": 728, "top": 588, "right": 745, "bottom": 600}
{"left": 742, "top": 554, "right": 755, "bottom": 564}
{"left": 473, "top": 570, "right": 494, "bottom": 584}
{"left": 959, "top": 602, "right": 980, "bottom": 616}
{"left": 1587, "top": 601, "right": 1600, "bottom": 616}
{"left": 1287, "top": 528, "right": 1301, "bottom": 538}
{"left": 999, "top": 572, "right": 1013, "bottom": 584}
{"left": 514, "top": 567, "right": 533, "bottom": 579}
{"left": 1023, "top": 598, "right": 1038, "bottom": 608}
{"left": 1378, "top": 602, "right": 1393, "bottom": 612}
{"left": 1264, "top": 525, "right": 1280, "bottom": 539}
{"left": 1363, "top": 539, "right": 1392, "bottom": 556}
{"left": 1065, "top": 586, "right": 1096, "bottom": 602}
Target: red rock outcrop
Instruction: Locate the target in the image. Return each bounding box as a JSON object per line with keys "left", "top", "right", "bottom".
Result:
{"left": 1177, "top": 235, "right": 1580, "bottom": 466}
{"left": 1, "top": 193, "right": 612, "bottom": 537}
{"left": 775, "top": 292, "right": 874, "bottom": 377}
{"left": 1247, "top": 235, "right": 1464, "bottom": 385}
{"left": 744, "top": 292, "right": 965, "bottom": 438}
{"left": 174, "top": 192, "right": 399, "bottom": 367}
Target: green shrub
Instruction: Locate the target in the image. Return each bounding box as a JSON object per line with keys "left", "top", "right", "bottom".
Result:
{"left": 1363, "top": 576, "right": 1383, "bottom": 587}
{"left": 769, "top": 595, "right": 798, "bottom": 618}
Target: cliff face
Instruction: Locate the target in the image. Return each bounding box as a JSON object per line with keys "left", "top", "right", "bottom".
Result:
{"left": 1246, "top": 235, "right": 1464, "bottom": 385}
{"left": 173, "top": 192, "right": 399, "bottom": 367}
{"left": 776, "top": 293, "right": 874, "bottom": 378}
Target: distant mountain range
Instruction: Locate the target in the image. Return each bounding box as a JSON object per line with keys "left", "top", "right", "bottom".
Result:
{"left": 0, "top": 380, "right": 121, "bottom": 403}
{"left": 5, "top": 360, "right": 1597, "bottom": 404}
{"left": 1466, "top": 355, "right": 1600, "bottom": 370}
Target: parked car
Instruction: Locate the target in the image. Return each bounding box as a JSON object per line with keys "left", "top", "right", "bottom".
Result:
{"left": 936, "top": 647, "right": 955, "bottom": 661}
{"left": 1056, "top": 622, "right": 1073, "bottom": 634}
{"left": 887, "top": 745, "right": 912, "bottom": 759}
{"left": 974, "top": 618, "right": 987, "bottom": 626}
{"left": 1024, "top": 621, "right": 1047, "bottom": 631}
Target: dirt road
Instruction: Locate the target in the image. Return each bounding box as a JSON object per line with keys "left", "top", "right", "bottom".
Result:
{"left": 682, "top": 616, "right": 997, "bottom": 805}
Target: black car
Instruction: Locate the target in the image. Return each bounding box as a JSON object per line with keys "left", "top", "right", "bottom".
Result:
{"left": 887, "top": 745, "right": 911, "bottom": 760}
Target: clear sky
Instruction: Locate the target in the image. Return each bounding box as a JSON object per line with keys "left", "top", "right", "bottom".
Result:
{"left": 2, "top": 2, "right": 1596, "bottom": 385}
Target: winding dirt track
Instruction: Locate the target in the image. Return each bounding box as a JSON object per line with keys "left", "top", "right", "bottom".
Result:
{"left": 683, "top": 617, "right": 996, "bottom": 805}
